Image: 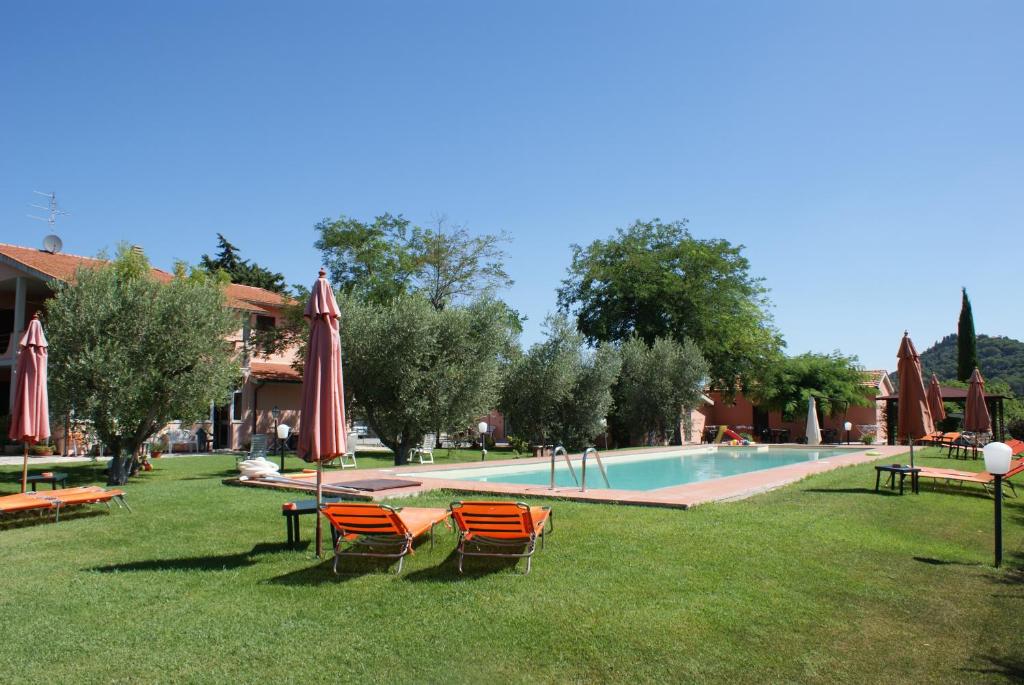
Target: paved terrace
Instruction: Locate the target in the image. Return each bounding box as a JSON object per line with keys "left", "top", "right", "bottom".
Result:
{"left": 226, "top": 444, "right": 909, "bottom": 509}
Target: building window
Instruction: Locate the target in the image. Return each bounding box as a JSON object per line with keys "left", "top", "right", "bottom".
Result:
{"left": 255, "top": 315, "right": 276, "bottom": 331}
{"left": 231, "top": 391, "right": 243, "bottom": 421}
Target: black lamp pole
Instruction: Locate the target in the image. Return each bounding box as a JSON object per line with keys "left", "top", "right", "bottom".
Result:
{"left": 994, "top": 474, "right": 1004, "bottom": 568}
{"left": 271, "top": 405, "right": 283, "bottom": 471}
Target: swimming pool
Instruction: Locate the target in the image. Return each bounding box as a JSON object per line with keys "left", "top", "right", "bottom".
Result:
{"left": 412, "top": 446, "right": 856, "bottom": 492}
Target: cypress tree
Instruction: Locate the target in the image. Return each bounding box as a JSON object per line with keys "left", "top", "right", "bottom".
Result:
{"left": 957, "top": 287, "right": 978, "bottom": 381}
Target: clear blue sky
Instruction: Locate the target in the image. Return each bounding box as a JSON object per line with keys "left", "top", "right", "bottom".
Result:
{"left": 3, "top": 2, "right": 1022, "bottom": 372}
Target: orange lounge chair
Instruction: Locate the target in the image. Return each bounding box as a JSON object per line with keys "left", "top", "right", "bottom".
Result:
{"left": 0, "top": 486, "right": 129, "bottom": 521}
{"left": 0, "top": 492, "right": 56, "bottom": 516}
{"left": 320, "top": 502, "right": 450, "bottom": 574}
{"left": 916, "top": 457, "right": 1024, "bottom": 496}
{"left": 1005, "top": 439, "right": 1024, "bottom": 456}
{"left": 44, "top": 486, "right": 130, "bottom": 520}
{"left": 449, "top": 501, "right": 553, "bottom": 575}
{"left": 915, "top": 431, "right": 948, "bottom": 446}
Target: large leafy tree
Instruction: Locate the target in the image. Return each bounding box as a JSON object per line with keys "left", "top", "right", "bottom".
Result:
{"left": 339, "top": 294, "right": 518, "bottom": 465}
{"left": 314, "top": 214, "right": 511, "bottom": 309}
{"left": 957, "top": 287, "right": 978, "bottom": 381}
{"left": 46, "top": 247, "right": 241, "bottom": 484}
{"left": 557, "top": 219, "right": 783, "bottom": 392}
{"left": 613, "top": 336, "right": 709, "bottom": 446}
{"left": 750, "top": 351, "right": 872, "bottom": 421}
{"left": 200, "top": 233, "right": 288, "bottom": 294}
{"left": 500, "top": 316, "right": 621, "bottom": 451}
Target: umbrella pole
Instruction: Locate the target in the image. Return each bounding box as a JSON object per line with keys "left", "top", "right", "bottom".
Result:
{"left": 908, "top": 438, "right": 914, "bottom": 470}
{"left": 21, "top": 443, "right": 29, "bottom": 493}
{"left": 315, "top": 461, "right": 324, "bottom": 559}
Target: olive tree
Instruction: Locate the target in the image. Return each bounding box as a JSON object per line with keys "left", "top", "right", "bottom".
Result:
{"left": 612, "top": 336, "right": 709, "bottom": 446}
{"left": 339, "top": 294, "right": 517, "bottom": 465}
{"left": 500, "top": 316, "right": 621, "bottom": 451}
{"left": 46, "top": 247, "right": 241, "bottom": 484}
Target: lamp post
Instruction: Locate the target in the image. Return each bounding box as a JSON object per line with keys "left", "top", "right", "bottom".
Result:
{"left": 844, "top": 421, "right": 852, "bottom": 445}
{"left": 601, "top": 417, "right": 609, "bottom": 450}
{"left": 277, "top": 422, "right": 291, "bottom": 472}
{"left": 983, "top": 442, "right": 1012, "bottom": 568}
{"left": 270, "top": 405, "right": 282, "bottom": 468}
{"left": 478, "top": 421, "right": 489, "bottom": 461}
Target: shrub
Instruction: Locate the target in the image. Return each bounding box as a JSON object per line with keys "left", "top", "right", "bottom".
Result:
{"left": 507, "top": 434, "right": 529, "bottom": 455}
{"left": 861, "top": 434, "right": 876, "bottom": 445}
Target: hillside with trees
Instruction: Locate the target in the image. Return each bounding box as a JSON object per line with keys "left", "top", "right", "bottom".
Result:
{"left": 920, "top": 334, "right": 1024, "bottom": 396}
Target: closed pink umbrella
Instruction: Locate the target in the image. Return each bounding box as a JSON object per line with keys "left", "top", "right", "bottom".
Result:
{"left": 897, "top": 332, "right": 934, "bottom": 469}
{"left": 298, "top": 270, "right": 348, "bottom": 557}
{"left": 8, "top": 314, "right": 50, "bottom": 493}
{"left": 927, "top": 374, "right": 946, "bottom": 424}
{"left": 963, "top": 367, "right": 991, "bottom": 434}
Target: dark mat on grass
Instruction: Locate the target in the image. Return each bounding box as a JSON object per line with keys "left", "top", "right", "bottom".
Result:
{"left": 338, "top": 478, "right": 422, "bottom": 491}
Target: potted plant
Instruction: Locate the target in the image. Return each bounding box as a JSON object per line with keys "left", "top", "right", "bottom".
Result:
{"left": 151, "top": 434, "right": 168, "bottom": 459}
{"left": 30, "top": 442, "right": 54, "bottom": 457}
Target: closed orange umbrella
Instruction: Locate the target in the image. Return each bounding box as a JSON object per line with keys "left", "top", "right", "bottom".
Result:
{"left": 897, "top": 331, "right": 934, "bottom": 469}
{"left": 8, "top": 315, "right": 50, "bottom": 493}
{"left": 963, "top": 368, "right": 991, "bottom": 434}
{"left": 927, "top": 374, "right": 946, "bottom": 423}
{"left": 298, "top": 270, "right": 348, "bottom": 558}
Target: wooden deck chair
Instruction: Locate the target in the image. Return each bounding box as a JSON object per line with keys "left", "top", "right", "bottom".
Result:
{"left": 410, "top": 434, "right": 435, "bottom": 464}
{"left": 448, "top": 501, "right": 553, "bottom": 575}
{"left": 916, "top": 458, "right": 1024, "bottom": 497}
{"left": 320, "top": 502, "right": 450, "bottom": 574}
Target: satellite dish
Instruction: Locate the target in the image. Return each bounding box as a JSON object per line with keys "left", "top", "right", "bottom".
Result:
{"left": 43, "top": 234, "right": 63, "bottom": 254}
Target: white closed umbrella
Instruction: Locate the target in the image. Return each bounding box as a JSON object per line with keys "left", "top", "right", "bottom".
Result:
{"left": 806, "top": 396, "right": 822, "bottom": 446}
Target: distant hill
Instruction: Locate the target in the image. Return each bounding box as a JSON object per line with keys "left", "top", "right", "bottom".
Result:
{"left": 918, "top": 334, "right": 1024, "bottom": 396}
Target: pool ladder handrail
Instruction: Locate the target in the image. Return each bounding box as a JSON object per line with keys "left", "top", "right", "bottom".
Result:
{"left": 580, "top": 447, "right": 610, "bottom": 492}
{"left": 549, "top": 445, "right": 579, "bottom": 490}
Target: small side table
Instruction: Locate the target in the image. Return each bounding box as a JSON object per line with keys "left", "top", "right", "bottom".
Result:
{"left": 874, "top": 465, "right": 921, "bottom": 495}
{"left": 26, "top": 472, "right": 69, "bottom": 491}
{"left": 282, "top": 497, "right": 342, "bottom": 548}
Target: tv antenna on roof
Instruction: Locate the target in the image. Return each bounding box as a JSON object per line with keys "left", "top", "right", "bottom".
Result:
{"left": 28, "top": 191, "right": 70, "bottom": 231}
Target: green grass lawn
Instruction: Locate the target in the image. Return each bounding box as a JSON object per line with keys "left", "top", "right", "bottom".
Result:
{"left": 2, "top": 447, "right": 1023, "bottom": 683}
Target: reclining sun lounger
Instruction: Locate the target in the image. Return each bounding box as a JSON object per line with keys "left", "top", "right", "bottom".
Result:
{"left": 0, "top": 486, "right": 129, "bottom": 522}
{"left": 320, "top": 502, "right": 450, "bottom": 574}
{"left": 916, "top": 458, "right": 1024, "bottom": 496}
{"left": 449, "top": 501, "right": 553, "bottom": 575}
{"left": 0, "top": 492, "right": 56, "bottom": 516}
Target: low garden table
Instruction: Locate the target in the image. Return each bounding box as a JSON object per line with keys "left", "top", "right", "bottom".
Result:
{"left": 26, "top": 472, "right": 69, "bottom": 491}
{"left": 874, "top": 465, "right": 920, "bottom": 495}
{"left": 282, "top": 497, "right": 342, "bottom": 548}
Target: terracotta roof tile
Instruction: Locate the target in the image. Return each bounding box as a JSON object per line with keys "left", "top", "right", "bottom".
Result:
{"left": 250, "top": 361, "right": 301, "bottom": 382}
{"left": 0, "top": 242, "right": 289, "bottom": 312}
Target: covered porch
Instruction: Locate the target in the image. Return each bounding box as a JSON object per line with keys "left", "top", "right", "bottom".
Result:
{"left": 876, "top": 386, "right": 1007, "bottom": 444}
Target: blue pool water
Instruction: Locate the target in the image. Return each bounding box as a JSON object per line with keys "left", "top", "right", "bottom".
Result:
{"left": 415, "top": 447, "right": 853, "bottom": 492}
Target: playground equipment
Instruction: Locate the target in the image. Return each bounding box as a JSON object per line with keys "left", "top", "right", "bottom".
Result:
{"left": 714, "top": 426, "right": 755, "bottom": 446}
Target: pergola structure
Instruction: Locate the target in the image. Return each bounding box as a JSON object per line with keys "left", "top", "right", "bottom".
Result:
{"left": 876, "top": 386, "right": 1006, "bottom": 445}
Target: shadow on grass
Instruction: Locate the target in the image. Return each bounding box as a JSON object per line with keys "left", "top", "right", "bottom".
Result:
{"left": 962, "top": 655, "right": 1024, "bottom": 681}
{"left": 802, "top": 487, "right": 880, "bottom": 495}
{"left": 403, "top": 546, "right": 525, "bottom": 583}
{"left": 266, "top": 536, "right": 528, "bottom": 584}
{"left": 88, "top": 541, "right": 304, "bottom": 573}
{"left": 912, "top": 556, "right": 983, "bottom": 568}
{"left": 0, "top": 508, "right": 109, "bottom": 531}
{"left": 268, "top": 537, "right": 445, "bottom": 585}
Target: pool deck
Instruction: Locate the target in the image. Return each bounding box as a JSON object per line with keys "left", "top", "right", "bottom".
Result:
{"left": 226, "top": 443, "right": 909, "bottom": 509}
